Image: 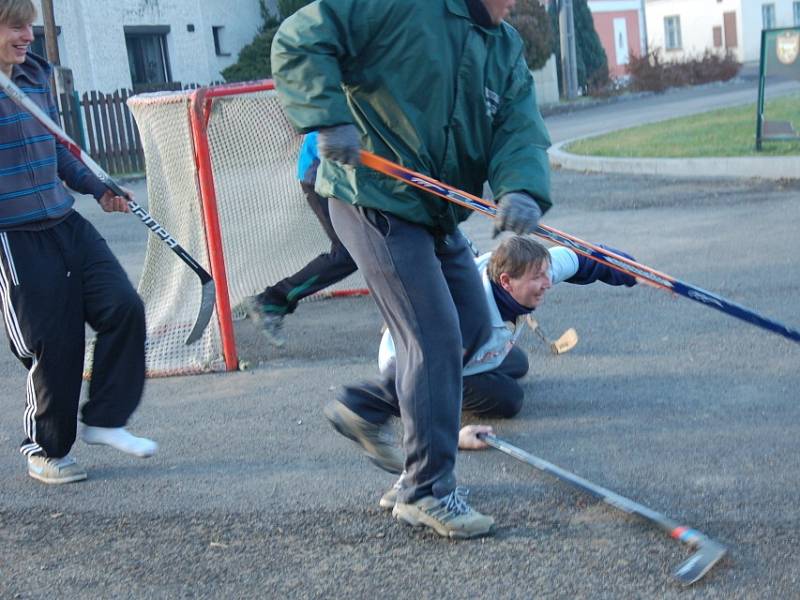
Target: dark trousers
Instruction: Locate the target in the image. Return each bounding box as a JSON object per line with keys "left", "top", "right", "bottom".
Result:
{"left": 257, "top": 183, "right": 357, "bottom": 314}
{"left": 0, "top": 212, "right": 146, "bottom": 459}
{"left": 463, "top": 346, "right": 529, "bottom": 418}
{"left": 329, "top": 199, "right": 491, "bottom": 502}
{"left": 381, "top": 344, "right": 529, "bottom": 418}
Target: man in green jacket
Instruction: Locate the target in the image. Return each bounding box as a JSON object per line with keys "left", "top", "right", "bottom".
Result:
{"left": 272, "top": 0, "right": 551, "bottom": 539}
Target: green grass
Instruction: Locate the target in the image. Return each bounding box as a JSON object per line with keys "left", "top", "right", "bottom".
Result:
{"left": 565, "top": 94, "right": 800, "bottom": 157}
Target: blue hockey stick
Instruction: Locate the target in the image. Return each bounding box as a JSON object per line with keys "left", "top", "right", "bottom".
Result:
{"left": 360, "top": 151, "right": 800, "bottom": 344}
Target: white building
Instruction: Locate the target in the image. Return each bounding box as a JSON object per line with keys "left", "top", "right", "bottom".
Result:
{"left": 645, "top": 0, "right": 800, "bottom": 63}
{"left": 31, "top": 0, "right": 274, "bottom": 93}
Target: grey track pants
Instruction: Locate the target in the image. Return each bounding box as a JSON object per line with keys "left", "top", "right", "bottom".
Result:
{"left": 329, "top": 199, "right": 491, "bottom": 502}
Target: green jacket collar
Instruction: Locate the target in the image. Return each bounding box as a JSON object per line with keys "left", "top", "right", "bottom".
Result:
{"left": 445, "top": 0, "right": 503, "bottom": 36}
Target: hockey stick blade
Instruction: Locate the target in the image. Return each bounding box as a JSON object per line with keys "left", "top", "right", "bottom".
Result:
{"left": 0, "top": 71, "right": 215, "bottom": 345}
{"left": 360, "top": 150, "right": 800, "bottom": 345}
{"left": 673, "top": 538, "right": 727, "bottom": 586}
{"left": 526, "top": 316, "right": 578, "bottom": 354}
{"left": 551, "top": 328, "right": 578, "bottom": 354}
{"left": 478, "top": 433, "right": 727, "bottom": 586}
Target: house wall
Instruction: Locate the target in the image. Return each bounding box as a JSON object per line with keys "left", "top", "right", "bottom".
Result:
{"left": 645, "top": 0, "right": 798, "bottom": 64}
{"left": 31, "top": 0, "right": 271, "bottom": 93}
{"left": 532, "top": 53, "right": 560, "bottom": 105}
{"left": 590, "top": 8, "right": 642, "bottom": 78}
{"left": 645, "top": 0, "right": 742, "bottom": 61}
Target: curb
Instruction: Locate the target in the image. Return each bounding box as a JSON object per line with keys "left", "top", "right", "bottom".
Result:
{"left": 548, "top": 139, "right": 800, "bottom": 181}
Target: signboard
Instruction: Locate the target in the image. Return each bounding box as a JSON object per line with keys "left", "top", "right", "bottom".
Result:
{"left": 756, "top": 27, "right": 800, "bottom": 150}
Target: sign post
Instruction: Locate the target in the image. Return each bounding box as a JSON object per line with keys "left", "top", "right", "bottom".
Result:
{"left": 756, "top": 27, "right": 800, "bottom": 150}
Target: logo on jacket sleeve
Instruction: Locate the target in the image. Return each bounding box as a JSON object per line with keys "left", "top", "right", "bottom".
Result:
{"left": 485, "top": 87, "right": 500, "bottom": 119}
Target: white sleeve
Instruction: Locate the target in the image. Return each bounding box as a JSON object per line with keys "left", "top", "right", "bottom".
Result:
{"left": 547, "top": 247, "right": 579, "bottom": 285}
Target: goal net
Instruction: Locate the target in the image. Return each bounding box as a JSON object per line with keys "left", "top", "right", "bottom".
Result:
{"left": 113, "top": 80, "right": 367, "bottom": 376}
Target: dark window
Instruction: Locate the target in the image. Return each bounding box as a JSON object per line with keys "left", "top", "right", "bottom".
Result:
{"left": 125, "top": 26, "right": 173, "bottom": 91}
{"left": 762, "top": 3, "right": 776, "bottom": 30}
{"left": 664, "top": 16, "right": 682, "bottom": 50}
{"left": 31, "top": 25, "right": 59, "bottom": 60}
{"left": 212, "top": 26, "right": 230, "bottom": 56}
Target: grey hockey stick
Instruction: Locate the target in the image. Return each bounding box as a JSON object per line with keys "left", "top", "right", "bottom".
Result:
{"left": 0, "top": 70, "right": 214, "bottom": 345}
{"left": 478, "top": 433, "right": 727, "bottom": 586}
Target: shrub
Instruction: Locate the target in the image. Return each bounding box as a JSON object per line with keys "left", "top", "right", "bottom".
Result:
{"left": 626, "top": 49, "right": 740, "bottom": 93}
{"left": 222, "top": 0, "right": 313, "bottom": 83}
{"left": 277, "top": 0, "right": 314, "bottom": 20}
{"left": 508, "top": 0, "right": 554, "bottom": 71}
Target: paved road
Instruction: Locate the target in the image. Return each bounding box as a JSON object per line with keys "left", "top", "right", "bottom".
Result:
{"left": 545, "top": 78, "right": 800, "bottom": 143}
{"left": 1, "top": 82, "right": 799, "bottom": 598}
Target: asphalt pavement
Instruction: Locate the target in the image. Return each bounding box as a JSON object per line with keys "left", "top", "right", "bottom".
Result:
{"left": 1, "top": 80, "right": 799, "bottom": 598}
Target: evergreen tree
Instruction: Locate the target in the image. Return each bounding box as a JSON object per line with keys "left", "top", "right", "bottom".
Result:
{"left": 221, "top": 0, "right": 314, "bottom": 83}
{"left": 508, "top": 0, "right": 554, "bottom": 71}
{"left": 548, "top": 0, "right": 609, "bottom": 95}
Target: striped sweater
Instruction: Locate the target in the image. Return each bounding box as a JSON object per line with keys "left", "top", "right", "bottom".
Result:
{"left": 0, "top": 53, "right": 106, "bottom": 231}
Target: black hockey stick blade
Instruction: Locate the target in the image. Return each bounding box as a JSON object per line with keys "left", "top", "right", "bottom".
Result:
{"left": 186, "top": 275, "right": 216, "bottom": 345}
{"left": 673, "top": 538, "right": 727, "bottom": 586}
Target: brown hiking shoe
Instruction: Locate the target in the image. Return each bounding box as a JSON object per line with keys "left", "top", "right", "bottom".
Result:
{"left": 323, "top": 399, "right": 404, "bottom": 474}
{"left": 392, "top": 486, "right": 495, "bottom": 539}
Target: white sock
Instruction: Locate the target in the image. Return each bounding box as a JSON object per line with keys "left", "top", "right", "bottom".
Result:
{"left": 82, "top": 426, "right": 158, "bottom": 458}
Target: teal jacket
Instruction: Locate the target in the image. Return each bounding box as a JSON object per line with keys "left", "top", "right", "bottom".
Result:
{"left": 271, "top": 0, "right": 552, "bottom": 234}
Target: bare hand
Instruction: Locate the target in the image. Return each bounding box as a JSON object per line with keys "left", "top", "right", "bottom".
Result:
{"left": 98, "top": 188, "right": 131, "bottom": 213}
{"left": 458, "top": 424, "right": 494, "bottom": 450}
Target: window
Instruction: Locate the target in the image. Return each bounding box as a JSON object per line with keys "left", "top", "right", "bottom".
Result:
{"left": 794, "top": 1, "right": 800, "bottom": 26}
{"left": 30, "top": 25, "right": 60, "bottom": 60}
{"left": 713, "top": 26, "right": 722, "bottom": 48}
{"left": 664, "top": 15, "right": 682, "bottom": 50}
{"left": 723, "top": 11, "right": 738, "bottom": 48}
{"left": 762, "top": 3, "right": 776, "bottom": 30}
{"left": 125, "top": 26, "right": 173, "bottom": 91}
{"left": 212, "top": 26, "right": 230, "bottom": 56}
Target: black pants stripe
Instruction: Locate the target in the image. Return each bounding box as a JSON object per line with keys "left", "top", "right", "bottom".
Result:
{"left": 0, "top": 212, "right": 146, "bottom": 459}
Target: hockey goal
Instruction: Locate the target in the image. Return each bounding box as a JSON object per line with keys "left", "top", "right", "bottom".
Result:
{"left": 124, "top": 80, "right": 367, "bottom": 376}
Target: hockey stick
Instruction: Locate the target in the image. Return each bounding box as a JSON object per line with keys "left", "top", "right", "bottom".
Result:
{"left": 0, "top": 71, "right": 215, "bottom": 345}
{"left": 478, "top": 433, "right": 727, "bottom": 586}
{"left": 360, "top": 150, "right": 800, "bottom": 344}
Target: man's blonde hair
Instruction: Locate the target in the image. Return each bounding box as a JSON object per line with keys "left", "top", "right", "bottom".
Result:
{"left": 0, "top": 0, "right": 36, "bottom": 26}
{"left": 487, "top": 235, "right": 550, "bottom": 282}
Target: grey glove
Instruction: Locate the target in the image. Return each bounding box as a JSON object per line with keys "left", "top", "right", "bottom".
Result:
{"left": 493, "top": 192, "right": 543, "bottom": 237}
{"left": 317, "top": 124, "right": 361, "bottom": 166}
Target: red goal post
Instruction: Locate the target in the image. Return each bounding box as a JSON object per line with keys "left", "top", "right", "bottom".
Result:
{"left": 124, "top": 80, "right": 368, "bottom": 376}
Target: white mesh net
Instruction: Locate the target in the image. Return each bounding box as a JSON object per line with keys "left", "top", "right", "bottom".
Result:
{"left": 113, "top": 85, "right": 365, "bottom": 376}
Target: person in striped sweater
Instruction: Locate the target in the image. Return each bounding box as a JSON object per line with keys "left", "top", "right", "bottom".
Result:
{"left": 0, "top": 0, "right": 156, "bottom": 485}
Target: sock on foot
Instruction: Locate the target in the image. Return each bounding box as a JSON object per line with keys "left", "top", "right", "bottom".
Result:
{"left": 82, "top": 426, "right": 158, "bottom": 458}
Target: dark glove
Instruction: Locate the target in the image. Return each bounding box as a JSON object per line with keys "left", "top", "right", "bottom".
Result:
{"left": 493, "top": 192, "right": 543, "bottom": 237}
{"left": 317, "top": 124, "right": 361, "bottom": 166}
{"left": 566, "top": 244, "right": 637, "bottom": 287}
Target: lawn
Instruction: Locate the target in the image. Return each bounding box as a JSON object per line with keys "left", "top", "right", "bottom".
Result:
{"left": 565, "top": 94, "right": 800, "bottom": 157}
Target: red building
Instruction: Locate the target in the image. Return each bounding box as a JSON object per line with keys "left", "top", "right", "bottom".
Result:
{"left": 588, "top": 1, "right": 646, "bottom": 79}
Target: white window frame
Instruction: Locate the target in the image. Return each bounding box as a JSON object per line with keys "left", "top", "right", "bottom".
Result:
{"left": 664, "top": 15, "right": 682, "bottom": 50}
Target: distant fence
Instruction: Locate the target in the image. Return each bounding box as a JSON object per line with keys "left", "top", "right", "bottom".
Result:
{"left": 55, "top": 81, "right": 223, "bottom": 176}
